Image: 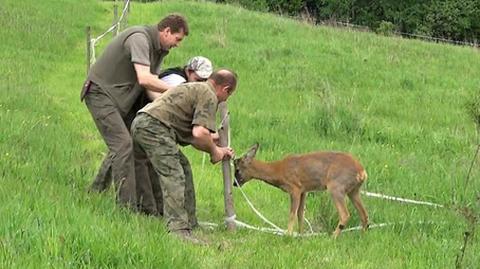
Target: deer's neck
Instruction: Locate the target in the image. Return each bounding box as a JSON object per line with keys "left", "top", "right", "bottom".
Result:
{"left": 250, "top": 159, "right": 284, "bottom": 187}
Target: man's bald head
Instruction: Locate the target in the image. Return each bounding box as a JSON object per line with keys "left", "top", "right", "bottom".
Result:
{"left": 209, "top": 69, "right": 238, "bottom": 91}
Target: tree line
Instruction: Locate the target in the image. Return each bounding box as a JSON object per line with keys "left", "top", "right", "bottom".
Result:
{"left": 212, "top": 0, "right": 480, "bottom": 45}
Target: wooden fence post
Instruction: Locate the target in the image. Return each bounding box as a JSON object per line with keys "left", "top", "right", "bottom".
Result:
{"left": 218, "top": 102, "right": 236, "bottom": 231}
{"left": 123, "top": 0, "right": 130, "bottom": 29}
{"left": 86, "top": 26, "right": 91, "bottom": 74}
{"left": 113, "top": 0, "right": 118, "bottom": 37}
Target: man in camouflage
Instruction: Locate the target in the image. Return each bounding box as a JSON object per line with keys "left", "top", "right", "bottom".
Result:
{"left": 81, "top": 14, "right": 188, "bottom": 210}
{"left": 131, "top": 69, "right": 237, "bottom": 242}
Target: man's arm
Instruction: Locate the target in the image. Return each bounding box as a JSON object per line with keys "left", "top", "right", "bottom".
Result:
{"left": 134, "top": 64, "right": 173, "bottom": 93}
{"left": 146, "top": 90, "right": 162, "bottom": 101}
{"left": 145, "top": 73, "right": 186, "bottom": 101}
{"left": 191, "top": 125, "right": 234, "bottom": 163}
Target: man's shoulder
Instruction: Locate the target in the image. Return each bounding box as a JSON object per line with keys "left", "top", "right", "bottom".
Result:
{"left": 178, "top": 82, "right": 214, "bottom": 96}
{"left": 121, "top": 26, "right": 153, "bottom": 42}
{"left": 178, "top": 82, "right": 209, "bottom": 90}
{"left": 124, "top": 25, "right": 150, "bottom": 34}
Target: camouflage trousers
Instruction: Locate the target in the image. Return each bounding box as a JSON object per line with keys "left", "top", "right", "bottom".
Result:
{"left": 131, "top": 113, "right": 197, "bottom": 231}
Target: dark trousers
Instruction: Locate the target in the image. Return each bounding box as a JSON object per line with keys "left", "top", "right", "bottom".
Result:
{"left": 87, "top": 88, "right": 162, "bottom": 215}
{"left": 84, "top": 83, "right": 136, "bottom": 208}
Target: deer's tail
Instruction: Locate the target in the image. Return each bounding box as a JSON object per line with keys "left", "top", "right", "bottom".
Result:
{"left": 356, "top": 169, "right": 368, "bottom": 183}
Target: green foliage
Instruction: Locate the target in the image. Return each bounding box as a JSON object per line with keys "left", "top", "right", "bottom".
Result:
{"left": 213, "top": 0, "right": 480, "bottom": 44}
{"left": 1, "top": 0, "right": 480, "bottom": 268}
{"left": 376, "top": 20, "right": 395, "bottom": 36}
{"left": 423, "top": 0, "right": 480, "bottom": 41}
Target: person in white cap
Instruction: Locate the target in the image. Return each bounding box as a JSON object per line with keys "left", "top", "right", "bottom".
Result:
{"left": 147, "top": 56, "right": 213, "bottom": 100}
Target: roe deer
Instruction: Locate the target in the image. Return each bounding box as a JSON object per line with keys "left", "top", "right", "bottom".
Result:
{"left": 233, "top": 143, "right": 368, "bottom": 237}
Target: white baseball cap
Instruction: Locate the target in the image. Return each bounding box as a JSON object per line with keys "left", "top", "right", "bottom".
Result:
{"left": 186, "top": 56, "right": 213, "bottom": 79}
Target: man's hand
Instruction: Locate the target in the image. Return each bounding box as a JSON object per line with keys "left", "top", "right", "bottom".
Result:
{"left": 191, "top": 125, "right": 234, "bottom": 163}
{"left": 210, "top": 146, "right": 235, "bottom": 164}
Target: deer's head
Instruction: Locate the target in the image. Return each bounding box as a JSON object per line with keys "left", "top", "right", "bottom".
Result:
{"left": 233, "top": 143, "right": 259, "bottom": 187}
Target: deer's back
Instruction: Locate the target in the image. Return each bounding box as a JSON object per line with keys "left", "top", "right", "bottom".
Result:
{"left": 280, "top": 151, "right": 366, "bottom": 192}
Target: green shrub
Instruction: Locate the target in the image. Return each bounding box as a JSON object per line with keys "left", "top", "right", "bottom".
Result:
{"left": 376, "top": 20, "right": 395, "bottom": 36}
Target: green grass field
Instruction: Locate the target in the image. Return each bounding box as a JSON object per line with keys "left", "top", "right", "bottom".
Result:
{"left": 1, "top": 0, "right": 479, "bottom": 268}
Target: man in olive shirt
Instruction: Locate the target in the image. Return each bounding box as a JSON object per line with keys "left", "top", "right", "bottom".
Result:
{"left": 131, "top": 69, "right": 236, "bottom": 242}
{"left": 81, "top": 14, "right": 188, "bottom": 208}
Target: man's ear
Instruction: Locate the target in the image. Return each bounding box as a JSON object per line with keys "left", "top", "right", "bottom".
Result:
{"left": 160, "top": 27, "right": 171, "bottom": 36}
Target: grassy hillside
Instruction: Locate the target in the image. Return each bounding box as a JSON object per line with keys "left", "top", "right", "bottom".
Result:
{"left": 1, "top": 0, "right": 479, "bottom": 268}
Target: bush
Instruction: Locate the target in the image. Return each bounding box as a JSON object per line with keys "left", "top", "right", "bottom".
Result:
{"left": 376, "top": 20, "right": 395, "bottom": 36}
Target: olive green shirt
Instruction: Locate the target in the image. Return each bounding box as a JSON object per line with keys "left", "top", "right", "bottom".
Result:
{"left": 139, "top": 82, "right": 218, "bottom": 146}
{"left": 82, "top": 25, "right": 168, "bottom": 116}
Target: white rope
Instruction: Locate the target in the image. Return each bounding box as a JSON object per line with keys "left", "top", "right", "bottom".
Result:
{"left": 224, "top": 213, "right": 237, "bottom": 224}
{"left": 303, "top": 215, "right": 314, "bottom": 233}
{"left": 200, "top": 218, "right": 444, "bottom": 238}
{"left": 234, "top": 219, "right": 392, "bottom": 237}
{"left": 198, "top": 221, "right": 218, "bottom": 226}
{"left": 218, "top": 112, "right": 229, "bottom": 131}
{"left": 90, "top": 0, "right": 131, "bottom": 64}
{"left": 233, "top": 219, "right": 285, "bottom": 235}
{"left": 231, "top": 172, "right": 285, "bottom": 233}
{"left": 362, "top": 191, "right": 445, "bottom": 208}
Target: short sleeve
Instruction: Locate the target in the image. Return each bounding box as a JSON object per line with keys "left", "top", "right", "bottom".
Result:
{"left": 124, "top": 33, "right": 150, "bottom": 66}
{"left": 192, "top": 90, "right": 217, "bottom": 132}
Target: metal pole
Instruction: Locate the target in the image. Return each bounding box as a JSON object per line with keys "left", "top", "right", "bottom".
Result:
{"left": 86, "top": 26, "right": 91, "bottom": 74}
{"left": 218, "top": 102, "right": 236, "bottom": 231}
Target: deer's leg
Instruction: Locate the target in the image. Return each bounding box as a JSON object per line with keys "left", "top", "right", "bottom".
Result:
{"left": 287, "top": 190, "right": 301, "bottom": 235}
{"left": 330, "top": 189, "right": 350, "bottom": 238}
{"left": 348, "top": 187, "right": 369, "bottom": 232}
{"left": 297, "top": 192, "right": 307, "bottom": 234}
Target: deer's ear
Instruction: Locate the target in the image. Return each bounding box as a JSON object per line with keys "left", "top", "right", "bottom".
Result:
{"left": 245, "top": 143, "right": 259, "bottom": 161}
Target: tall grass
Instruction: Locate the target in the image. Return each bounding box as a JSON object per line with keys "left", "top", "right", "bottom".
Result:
{"left": 1, "top": 0, "right": 479, "bottom": 268}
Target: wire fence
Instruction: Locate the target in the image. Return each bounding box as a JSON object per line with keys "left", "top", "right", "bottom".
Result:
{"left": 86, "top": 0, "right": 131, "bottom": 74}
{"left": 321, "top": 20, "right": 479, "bottom": 47}
{"left": 266, "top": 9, "right": 480, "bottom": 49}
{"left": 312, "top": 20, "right": 479, "bottom": 48}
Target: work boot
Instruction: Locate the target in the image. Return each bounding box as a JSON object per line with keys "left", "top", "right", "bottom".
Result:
{"left": 172, "top": 229, "right": 207, "bottom": 245}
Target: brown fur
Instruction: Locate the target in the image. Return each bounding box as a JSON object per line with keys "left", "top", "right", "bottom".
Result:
{"left": 233, "top": 143, "right": 369, "bottom": 237}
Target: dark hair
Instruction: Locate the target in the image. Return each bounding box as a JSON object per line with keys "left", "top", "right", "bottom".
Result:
{"left": 157, "top": 13, "right": 189, "bottom": 36}
{"left": 209, "top": 69, "right": 238, "bottom": 90}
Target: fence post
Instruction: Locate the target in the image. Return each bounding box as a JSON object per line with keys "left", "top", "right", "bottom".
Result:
{"left": 113, "top": 0, "right": 118, "bottom": 37}
{"left": 86, "top": 26, "right": 91, "bottom": 74}
{"left": 123, "top": 0, "right": 130, "bottom": 29}
{"left": 218, "top": 103, "right": 236, "bottom": 231}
